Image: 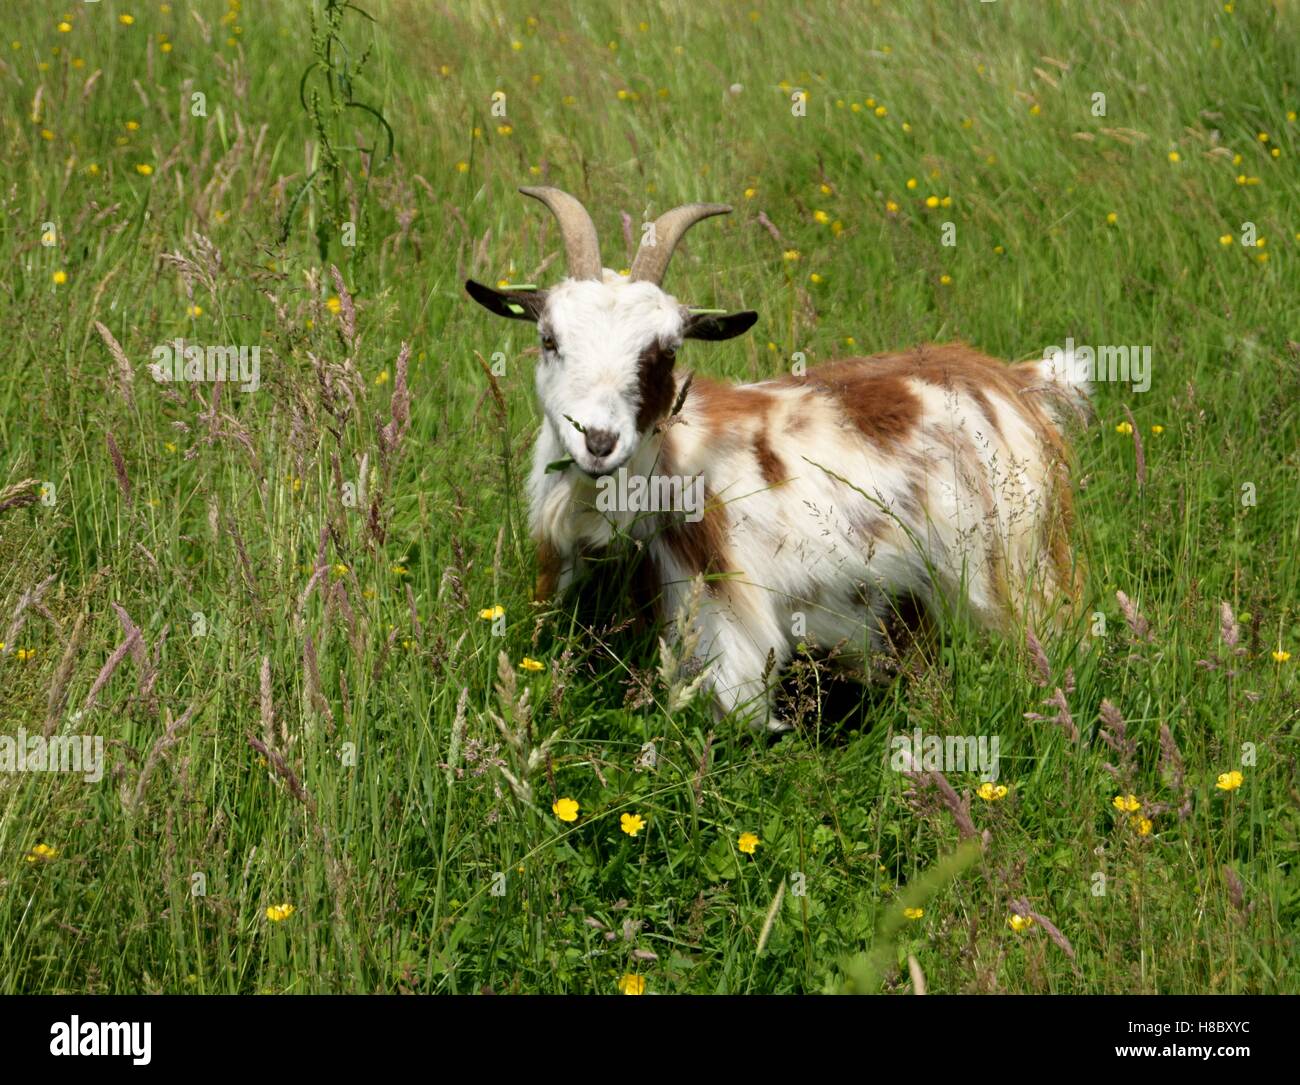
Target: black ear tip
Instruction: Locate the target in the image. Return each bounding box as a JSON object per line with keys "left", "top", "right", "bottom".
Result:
{"left": 738, "top": 311, "right": 759, "bottom": 333}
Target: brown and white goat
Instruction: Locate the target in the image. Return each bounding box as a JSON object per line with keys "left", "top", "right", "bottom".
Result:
{"left": 467, "top": 187, "right": 1087, "bottom": 730}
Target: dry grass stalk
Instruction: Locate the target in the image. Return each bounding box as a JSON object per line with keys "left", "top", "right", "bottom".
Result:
{"left": 125, "top": 703, "right": 196, "bottom": 814}
{"left": 83, "top": 626, "right": 142, "bottom": 713}
{"left": 1010, "top": 896, "right": 1078, "bottom": 965}
{"left": 658, "top": 574, "right": 709, "bottom": 712}
{"left": 105, "top": 431, "right": 132, "bottom": 504}
{"left": 0, "top": 478, "right": 42, "bottom": 515}
{"left": 1025, "top": 627, "right": 1052, "bottom": 687}
{"left": 1098, "top": 699, "right": 1137, "bottom": 786}
{"left": 259, "top": 655, "right": 276, "bottom": 749}
{"left": 247, "top": 735, "right": 315, "bottom": 812}
{"left": 329, "top": 265, "right": 357, "bottom": 346}
{"left": 4, "top": 573, "right": 56, "bottom": 650}
{"left": 487, "top": 651, "right": 562, "bottom": 806}
{"left": 1115, "top": 590, "right": 1152, "bottom": 643}
{"left": 94, "top": 321, "right": 136, "bottom": 409}
{"left": 1024, "top": 687, "right": 1079, "bottom": 742}
{"left": 44, "top": 611, "right": 89, "bottom": 736}
{"left": 302, "top": 633, "right": 337, "bottom": 731}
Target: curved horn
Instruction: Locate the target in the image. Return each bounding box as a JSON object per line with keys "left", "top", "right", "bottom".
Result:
{"left": 518, "top": 186, "right": 602, "bottom": 281}
{"left": 629, "top": 203, "right": 732, "bottom": 285}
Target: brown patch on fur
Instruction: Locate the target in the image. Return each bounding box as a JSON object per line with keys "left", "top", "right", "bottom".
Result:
{"left": 658, "top": 439, "right": 731, "bottom": 594}
{"left": 753, "top": 415, "right": 786, "bottom": 485}
{"left": 968, "top": 386, "right": 997, "bottom": 433}
{"left": 635, "top": 342, "right": 677, "bottom": 433}
{"left": 688, "top": 378, "right": 776, "bottom": 436}
{"left": 793, "top": 364, "right": 921, "bottom": 448}
{"left": 533, "top": 538, "right": 560, "bottom": 603}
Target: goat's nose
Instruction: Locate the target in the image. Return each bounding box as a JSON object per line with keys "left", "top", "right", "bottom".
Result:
{"left": 584, "top": 428, "right": 618, "bottom": 459}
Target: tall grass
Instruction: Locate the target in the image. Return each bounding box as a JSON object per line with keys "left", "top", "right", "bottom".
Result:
{"left": 0, "top": 0, "right": 1297, "bottom": 994}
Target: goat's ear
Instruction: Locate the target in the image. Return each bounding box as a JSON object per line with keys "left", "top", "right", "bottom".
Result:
{"left": 682, "top": 309, "right": 758, "bottom": 341}
{"left": 465, "top": 279, "right": 547, "bottom": 323}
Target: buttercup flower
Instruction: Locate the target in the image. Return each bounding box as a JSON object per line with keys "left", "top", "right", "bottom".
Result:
{"left": 520, "top": 656, "right": 545, "bottom": 672}
{"left": 553, "top": 797, "right": 579, "bottom": 822}
{"left": 478, "top": 605, "right": 505, "bottom": 620}
{"left": 266, "top": 903, "right": 295, "bottom": 922}
{"left": 977, "top": 782, "right": 1008, "bottom": 801}
{"left": 903, "top": 907, "right": 924, "bottom": 920}
{"left": 620, "top": 813, "right": 645, "bottom": 837}
{"left": 1216, "top": 771, "right": 1244, "bottom": 792}
{"left": 1113, "top": 794, "right": 1141, "bottom": 812}
{"left": 738, "top": 831, "right": 760, "bottom": 854}
{"left": 1008, "top": 914, "right": 1034, "bottom": 932}
{"left": 618, "top": 973, "right": 646, "bottom": 995}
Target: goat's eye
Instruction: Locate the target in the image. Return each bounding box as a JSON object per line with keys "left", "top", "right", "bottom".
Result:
{"left": 541, "top": 334, "right": 558, "bottom": 354}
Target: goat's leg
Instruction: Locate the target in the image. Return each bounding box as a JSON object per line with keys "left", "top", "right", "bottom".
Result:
{"left": 696, "top": 604, "right": 791, "bottom": 732}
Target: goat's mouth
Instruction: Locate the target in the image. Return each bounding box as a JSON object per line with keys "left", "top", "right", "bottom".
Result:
{"left": 576, "top": 456, "right": 629, "bottom": 479}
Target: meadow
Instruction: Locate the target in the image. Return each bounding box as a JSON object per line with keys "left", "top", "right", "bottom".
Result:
{"left": 0, "top": 0, "right": 1297, "bottom": 994}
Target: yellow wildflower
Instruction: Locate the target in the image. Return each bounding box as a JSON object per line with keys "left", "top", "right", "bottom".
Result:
{"left": 1216, "top": 771, "right": 1244, "bottom": 791}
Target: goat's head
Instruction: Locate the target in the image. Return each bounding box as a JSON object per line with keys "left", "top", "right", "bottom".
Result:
{"left": 466, "top": 187, "right": 757, "bottom": 476}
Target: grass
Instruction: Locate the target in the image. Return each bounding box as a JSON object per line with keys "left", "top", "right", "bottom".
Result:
{"left": 0, "top": 0, "right": 1298, "bottom": 994}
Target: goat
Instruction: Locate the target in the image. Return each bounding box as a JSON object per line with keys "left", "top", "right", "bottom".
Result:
{"left": 466, "top": 186, "right": 1088, "bottom": 730}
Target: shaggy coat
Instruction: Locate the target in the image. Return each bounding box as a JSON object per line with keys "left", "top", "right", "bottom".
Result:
{"left": 468, "top": 188, "right": 1087, "bottom": 729}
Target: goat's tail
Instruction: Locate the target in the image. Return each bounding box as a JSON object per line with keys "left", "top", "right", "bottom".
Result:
{"left": 1017, "top": 346, "right": 1093, "bottom": 429}
{"left": 1031, "top": 346, "right": 1093, "bottom": 404}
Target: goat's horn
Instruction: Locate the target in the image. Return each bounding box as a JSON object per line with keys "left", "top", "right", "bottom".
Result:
{"left": 629, "top": 203, "right": 732, "bottom": 285}
{"left": 518, "top": 186, "right": 602, "bottom": 281}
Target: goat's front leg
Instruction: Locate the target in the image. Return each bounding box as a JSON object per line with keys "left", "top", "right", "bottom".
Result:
{"left": 534, "top": 538, "right": 588, "bottom": 603}
{"left": 533, "top": 539, "right": 563, "bottom": 603}
{"left": 696, "top": 599, "right": 791, "bottom": 733}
